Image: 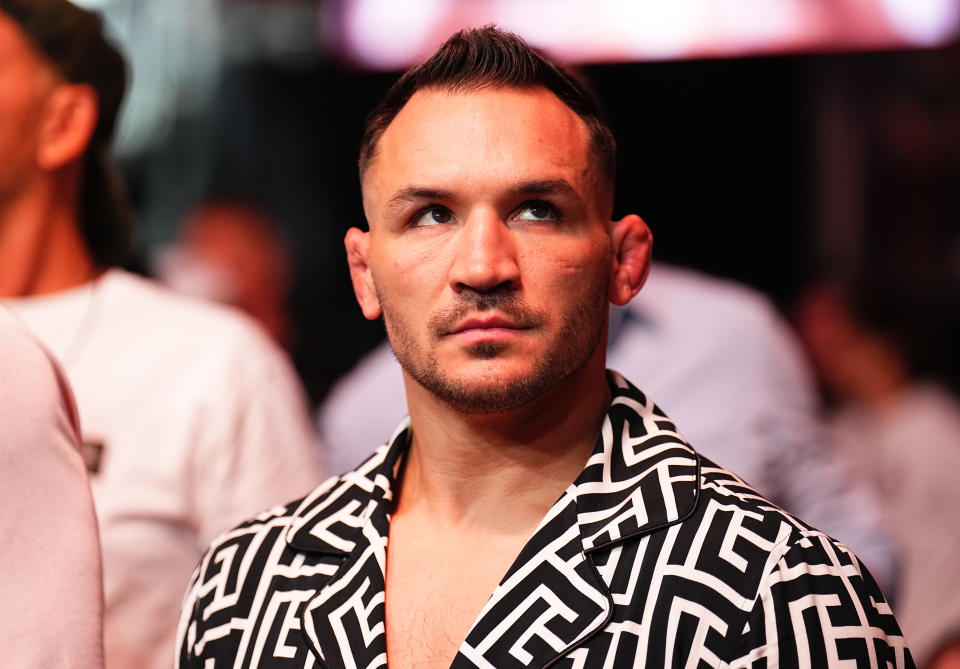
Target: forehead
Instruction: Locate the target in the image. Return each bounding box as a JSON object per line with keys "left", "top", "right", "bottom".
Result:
{"left": 364, "top": 86, "right": 594, "bottom": 201}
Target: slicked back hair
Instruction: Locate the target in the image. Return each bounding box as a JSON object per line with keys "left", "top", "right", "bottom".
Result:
{"left": 358, "top": 27, "right": 616, "bottom": 194}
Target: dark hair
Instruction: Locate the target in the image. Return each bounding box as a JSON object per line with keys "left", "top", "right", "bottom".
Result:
{"left": 2, "top": 0, "right": 131, "bottom": 266}
{"left": 358, "top": 26, "right": 616, "bottom": 190}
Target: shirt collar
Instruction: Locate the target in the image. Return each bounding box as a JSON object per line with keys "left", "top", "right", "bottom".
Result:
{"left": 284, "top": 371, "right": 700, "bottom": 556}
{"left": 284, "top": 419, "right": 409, "bottom": 554}
{"left": 572, "top": 370, "right": 700, "bottom": 552}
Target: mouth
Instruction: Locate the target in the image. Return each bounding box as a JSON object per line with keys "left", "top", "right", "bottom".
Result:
{"left": 445, "top": 315, "right": 531, "bottom": 342}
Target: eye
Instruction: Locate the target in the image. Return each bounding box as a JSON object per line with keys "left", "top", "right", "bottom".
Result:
{"left": 411, "top": 206, "right": 455, "bottom": 227}
{"left": 513, "top": 201, "right": 560, "bottom": 222}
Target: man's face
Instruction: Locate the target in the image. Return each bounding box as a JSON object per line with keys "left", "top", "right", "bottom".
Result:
{"left": 0, "top": 13, "right": 57, "bottom": 206}
{"left": 355, "top": 86, "right": 617, "bottom": 413}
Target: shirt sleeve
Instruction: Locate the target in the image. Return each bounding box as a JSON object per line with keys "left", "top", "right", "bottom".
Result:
{"left": 0, "top": 313, "right": 104, "bottom": 668}
{"left": 728, "top": 531, "right": 914, "bottom": 668}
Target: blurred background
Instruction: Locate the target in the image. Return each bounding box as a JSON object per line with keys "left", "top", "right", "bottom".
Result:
{"left": 74, "top": 0, "right": 960, "bottom": 407}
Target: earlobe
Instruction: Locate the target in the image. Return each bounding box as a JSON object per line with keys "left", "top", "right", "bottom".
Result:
{"left": 36, "top": 84, "right": 99, "bottom": 170}
{"left": 609, "top": 214, "right": 653, "bottom": 306}
{"left": 344, "top": 227, "right": 383, "bottom": 320}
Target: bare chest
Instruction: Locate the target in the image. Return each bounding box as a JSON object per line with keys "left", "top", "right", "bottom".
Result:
{"left": 384, "top": 531, "right": 524, "bottom": 669}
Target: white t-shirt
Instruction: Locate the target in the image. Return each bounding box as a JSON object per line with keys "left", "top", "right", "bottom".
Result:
{"left": 5, "top": 270, "right": 324, "bottom": 669}
{"left": 0, "top": 307, "right": 104, "bottom": 668}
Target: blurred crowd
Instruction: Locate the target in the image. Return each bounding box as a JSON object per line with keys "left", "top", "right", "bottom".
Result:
{"left": 1, "top": 1, "right": 959, "bottom": 668}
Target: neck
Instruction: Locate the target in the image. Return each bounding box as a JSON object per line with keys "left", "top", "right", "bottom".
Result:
{"left": 396, "top": 347, "right": 610, "bottom": 533}
{"left": 0, "top": 174, "right": 98, "bottom": 297}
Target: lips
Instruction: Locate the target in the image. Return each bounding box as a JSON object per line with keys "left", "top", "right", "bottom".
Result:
{"left": 428, "top": 299, "right": 546, "bottom": 341}
{"left": 442, "top": 314, "right": 534, "bottom": 345}
{"left": 447, "top": 315, "right": 527, "bottom": 335}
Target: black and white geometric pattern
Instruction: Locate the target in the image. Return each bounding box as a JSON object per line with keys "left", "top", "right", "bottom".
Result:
{"left": 177, "top": 371, "right": 913, "bottom": 668}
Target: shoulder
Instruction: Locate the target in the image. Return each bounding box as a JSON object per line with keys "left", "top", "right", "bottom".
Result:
{"left": 177, "top": 493, "right": 330, "bottom": 663}
{"left": 101, "top": 270, "right": 273, "bottom": 347}
{"left": 0, "top": 307, "right": 78, "bottom": 440}
{"left": 0, "top": 310, "right": 103, "bottom": 669}
{"left": 691, "top": 457, "right": 909, "bottom": 661}
{"left": 100, "top": 269, "right": 266, "bottom": 337}
{"left": 0, "top": 306, "right": 61, "bottom": 374}
{"left": 695, "top": 454, "right": 847, "bottom": 554}
{"left": 690, "top": 454, "right": 876, "bottom": 593}
{"left": 188, "top": 443, "right": 391, "bottom": 591}
{"left": 179, "top": 447, "right": 391, "bottom": 661}
{"left": 97, "top": 270, "right": 292, "bottom": 381}
{"left": 620, "top": 264, "right": 814, "bottom": 394}
{"left": 633, "top": 263, "right": 788, "bottom": 343}
{"left": 691, "top": 454, "right": 820, "bottom": 558}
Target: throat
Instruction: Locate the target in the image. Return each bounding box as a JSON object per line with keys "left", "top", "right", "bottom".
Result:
{"left": 382, "top": 358, "right": 611, "bottom": 667}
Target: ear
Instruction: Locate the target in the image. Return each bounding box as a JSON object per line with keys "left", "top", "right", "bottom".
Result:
{"left": 344, "top": 227, "right": 382, "bottom": 320}
{"left": 36, "top": 83, "right": 99, "bottom": 171}
{"left": 609, "top": 214, "right": 652, "bottom": 306}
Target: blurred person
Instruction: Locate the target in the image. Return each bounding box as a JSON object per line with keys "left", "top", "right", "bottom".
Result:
{"left": 319, "top": 261, "right": 898, "bottom": 590}
{"left": 156, "top": 199, "right": 295, "bottom": 348}
{"left": 0, "top": 306, "right": 103, "bottom": 668}
{"left": 795, "top": 280, "right": 960, "bottom": 668}
{"left": 0, "top": 2, "right": 323, "bottom": 667}
{"left": 178, "top": 27, "right": 910, "bottom": 667}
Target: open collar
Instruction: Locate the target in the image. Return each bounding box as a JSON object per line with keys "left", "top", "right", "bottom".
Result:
{"left": 573, "top": 370, "right": 700, "bottom": 553}
{"left": 284, "top": 370, "right": 700, "bottom": 560}
{"left": 284, "top": 371, "right": 701, "bottom": 668}
{"left": 284, "top": 419, "right": 410, "bottom": 555}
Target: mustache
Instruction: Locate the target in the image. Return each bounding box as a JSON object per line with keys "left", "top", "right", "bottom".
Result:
{"left": 428, "top": 292, "right": 547, "bottom": 336}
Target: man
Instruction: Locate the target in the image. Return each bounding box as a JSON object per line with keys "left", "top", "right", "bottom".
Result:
{"left": 0, "top": 307, "right": 103, "bottom": 668}
{"left": 318, "top": 262, "right": 896, "bottom": 589}
{"left": 0, "top": 2, "right": 323, "bottom": 667}
{"left": 178, "top": 28, "right": 911, "bottom": 667}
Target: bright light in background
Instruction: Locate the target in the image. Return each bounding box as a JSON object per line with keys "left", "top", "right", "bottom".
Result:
{"left": 343, "top": 0, "right": 448, "bottom": 69}
{"left": 600, "top": 0, "right": 702, "bottom": 60}
{"left": 880, "top": 0, "right": 960, "bottom": 45}
{"left": 72, "top": 0, "right": 223, "bottom": 157}
{"left": 71, "top": 0, "right": 317, "bottom": 159}
{"left": 335, "top": 0, "right": 960, "bottom": 69}
{"left": 64, "top": 0, "right": 960, "bottom": 154}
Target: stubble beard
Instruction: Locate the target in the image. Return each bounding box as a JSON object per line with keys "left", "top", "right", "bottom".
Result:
{"left": 379, "top": 278, "right": 610, "bottom": 414}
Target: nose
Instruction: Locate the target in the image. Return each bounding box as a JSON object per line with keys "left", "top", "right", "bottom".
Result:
{"left": 449, "top": 208, "right": 521, "bottom": 295}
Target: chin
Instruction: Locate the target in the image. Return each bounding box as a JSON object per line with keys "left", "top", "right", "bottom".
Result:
{"left": 416, "top": 360, "right": 564, "bottom": 414}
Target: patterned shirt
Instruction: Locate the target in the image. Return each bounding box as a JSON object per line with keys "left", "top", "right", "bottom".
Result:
{"left": 177, "top": 372, "right": 912, "bottom": 668}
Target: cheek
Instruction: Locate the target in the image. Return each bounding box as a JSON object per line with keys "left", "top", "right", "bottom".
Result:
{"left": 371, "top": 238, "right": 448, "bottom": 305}
{"left": 521, "top": 237, "right": 612, "bottom": 292}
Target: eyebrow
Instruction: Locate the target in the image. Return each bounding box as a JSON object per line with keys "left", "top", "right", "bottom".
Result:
{"left": 385, "top": 186, "right": 455, "bottom": 217}
{"left": 509, "top": 179, "right": 576, "bottom": 196}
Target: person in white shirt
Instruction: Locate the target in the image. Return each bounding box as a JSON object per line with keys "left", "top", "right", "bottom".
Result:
{"left": 0, "top": 307, "right": 104, "bottom": 668}
{"left": 0, "top": 2, "right": 324, "bottom": 666}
